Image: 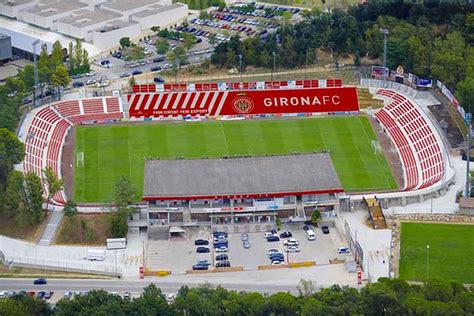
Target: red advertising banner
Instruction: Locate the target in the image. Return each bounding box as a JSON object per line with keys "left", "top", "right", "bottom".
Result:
{"left": 128, "top": 87, "right": 359, "bottom": 118}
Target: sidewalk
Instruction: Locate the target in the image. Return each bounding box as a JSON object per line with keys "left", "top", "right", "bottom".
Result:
{"left": 38, "top": 211, "right": 64, "bottom": 246}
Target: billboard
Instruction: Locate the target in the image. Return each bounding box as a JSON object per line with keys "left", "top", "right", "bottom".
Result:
{"left": 128, "top": 87, "right": 359, "bottom": 118}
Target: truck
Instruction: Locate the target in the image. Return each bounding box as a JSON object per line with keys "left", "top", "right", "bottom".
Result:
{"left": 84, "top": 249, "right": 106, "bottom": 261}
{"left": 106, "top": 238, "right": 127, "bottom": 250}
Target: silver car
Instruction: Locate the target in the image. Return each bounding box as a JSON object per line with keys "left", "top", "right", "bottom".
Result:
{"left": 241, "top": 233, "right": 249, "bottom": 241}
{"left": 243, "top": 241, "right": 250, "bottom": 249}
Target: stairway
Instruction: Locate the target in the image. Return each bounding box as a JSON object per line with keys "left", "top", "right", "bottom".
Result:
{"left": 364, "top": 196, "right": 387, "bottom": 230}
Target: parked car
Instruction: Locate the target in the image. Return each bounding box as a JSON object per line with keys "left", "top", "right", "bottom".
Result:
{"left": 269, "top": 253, "right": 284, "bottom": 260}
{"left": 151, "top": 66, "right": 162, "bottom": 72}
{"left": 215, "top": 261, "right": 231, "bottom": 268}
{"left": 243, "top": 241, "right": 250, "bottom": 249}
{"left": 44, "top": 291, "right": 53, "bottom": 299}
{"left": 283, "top": 239, "right": 299, "bottom": 246}
{"left": 194, "top": 239, "right": 209, "bottom": 245}
{"left": 321, "top": 226, "right": 330, "bottom": 234}
{"left": 0, "top": 291, "right": 7, "bottom": 298}
{"left": 197, "top": 259, "right": 211, "bottom": 266}
{"left": 215, "top": 254, "right": 228, "bottom": 261}
{"left": 72, "top": 82, "right": 84, "bottom": 88}
{"left": 264, "top": 232, "right": 276, "bottom": 239}
{"left": 33, "top": 278, "right": 47, "bottom": 285}
{"left": 123, "top": 292, "right": 131, "bottom": 300}
{"left": 85, "top": 71, "right": 96, "bottom": 77}
{"left": 266, "top": 235, "right": 280, "bottom": 242}
{"left": 213, "top": 231, "right": 228, "bottom": 237}
{"left": 36, "top": 291, "right": 46, "bottom": 299}
{"left": 271, "top": 260, "right": 283, "bottom": 265}
{"left": 192, "top": 264, "right": 209, "bottom": 270}
{"left": 196, "top": 247, "right": 210, "bottom": 253}
{"left": 120, "top": 72, "right": 130, "bottom": 78}
{"left": 279, "top": 231, "right": 292, "bottom": 238}
{"left": 268, "top": 249, "right": 282, "bottom": 256}
{"left": 132, "top": 70, "right": 143, "bottom": 76}
{"left": 72, "top": 74, "right": 84, "bottom": 79}
{"left": 303, "top": 225, "right": 311, "bottom": 231}
{"left": 86, "top": 79, "right": 96, "bottom": 85}
{"left": 338, "top": 247, "right": 350, "bottom": 254}
{"left": 241, "top": 233, "right": 249, "bottom": 241}
{"left": 153, "top": 57, "right": 165, "bottom": 63}
{"left": 215, "top": 246, "right": 228, "bottom": 252}
{"left": 153, "top": 77, "right": 165, "bottom": 83}
{"left": 286, "top": 246, "right": 300, "bottom": 252}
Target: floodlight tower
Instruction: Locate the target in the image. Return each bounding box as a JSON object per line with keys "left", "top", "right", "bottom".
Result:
{"left": 32, "top": 39, "right": 40, "bottom": 108}
{"left": 379, "top": 28, "right": 389, "bottom": 83}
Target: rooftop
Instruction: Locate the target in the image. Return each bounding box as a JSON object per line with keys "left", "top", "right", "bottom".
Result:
{"left": 103, "top": 0, "right": 161, "bottom": 12}
{"left": 132, "top": 3, "right": 185, "bottom": 18}
{"left": 57, "top": 8, "right": 121, "bottom": 27}
{"left": 143, "top": 153, "right": 343, "bottom": 200}
{"left": 24, "top": 1, "right": 88, "bottom": 17}
{"left": 93, "top": 19, "right": 138, "bottom": 33}
{"left": 0, "top": 0, "right": 35, "bottom": 7}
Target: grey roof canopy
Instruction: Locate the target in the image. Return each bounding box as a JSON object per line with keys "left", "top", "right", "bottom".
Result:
{"left": 143, "top": 153, "right": 342, "bottom": 200}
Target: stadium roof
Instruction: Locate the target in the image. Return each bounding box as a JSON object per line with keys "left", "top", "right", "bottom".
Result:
{"left": 143, "top": 153, "right": 343, "bottom": 200}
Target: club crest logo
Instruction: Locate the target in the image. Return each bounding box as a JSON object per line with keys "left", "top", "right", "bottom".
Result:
{"left": 232, "top": 96, "right": 254, "bottom": 114}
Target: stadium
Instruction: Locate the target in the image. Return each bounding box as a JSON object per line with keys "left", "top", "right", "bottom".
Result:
{"left": 15, "top": 76, "right": 456, "bottom": 279}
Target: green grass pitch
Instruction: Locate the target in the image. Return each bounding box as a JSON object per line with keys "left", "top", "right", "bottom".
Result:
{"left": 74, "top": 116, "right": 397, "bottom": 202}
{"left": 399, "top": 222, "right": 474, "bottom": 284}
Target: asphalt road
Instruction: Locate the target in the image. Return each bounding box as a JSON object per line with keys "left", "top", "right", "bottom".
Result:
{"left": 0, "top": 278, "right": 297, "bottom": 296}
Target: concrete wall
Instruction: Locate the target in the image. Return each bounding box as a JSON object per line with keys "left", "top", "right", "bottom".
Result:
{"left": 0, "top": 35, "right": 12, "bottom": 60}
{"left": 0, "top": 2, "right": 36, "bottom": 19}
{"left": 92, "top": 24, "right": 142, "bottom": 50}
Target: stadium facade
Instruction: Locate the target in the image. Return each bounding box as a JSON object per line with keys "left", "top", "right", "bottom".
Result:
{"left": 143, "top": 153, "right": 343, "bottom": 225}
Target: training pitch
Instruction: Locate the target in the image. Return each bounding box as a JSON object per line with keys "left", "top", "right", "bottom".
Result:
{"left": 399, "top": 222, "right": 474, "bottom": 284}
{"left": 74, "top": 116, "right": 397, "bottom": 202}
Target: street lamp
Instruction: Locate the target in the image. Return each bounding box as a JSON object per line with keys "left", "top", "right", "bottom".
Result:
{"left": 380, "top": 28, "right": 389, "bottom": 84}
{"left": 426, "top": 245, "right": 430, "bottom": 280}
{"left": 272, "top": 52, "right": 276, "bottom": 82}
{"left": 465, "top": 113, "right": 472, "bottom": 198}
{"left": 238, "top": 54, "right": 242, "bottom": 82}
{"left": 32, "top": 39, "right": 40, "bottom": 108}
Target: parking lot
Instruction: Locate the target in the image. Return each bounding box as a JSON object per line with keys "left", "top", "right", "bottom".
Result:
{"left": 147, "top": 224, "right": 348, "bottom": 274}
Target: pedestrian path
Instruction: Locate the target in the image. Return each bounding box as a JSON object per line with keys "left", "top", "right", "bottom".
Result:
{"left": 39, "top": 211, "right": 64, "bottom": 246}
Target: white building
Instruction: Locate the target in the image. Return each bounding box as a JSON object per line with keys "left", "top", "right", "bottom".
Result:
{"left": 131, "top": 3, "right": 187, "bottom": 29}
{"left": 0, "top": 0, "right": 36, "bottom": 19}
{"left": 22, "top": 1, "right": 88, "bottom": 30}
{"left": 101, "top": 0, "right": 171, "bottom": 19}
{"left": 91, "top": 19, "right": 141, "bottom": 50}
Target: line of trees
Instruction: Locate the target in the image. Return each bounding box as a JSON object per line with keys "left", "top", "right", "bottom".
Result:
{"left": 0, "top": 278, "right": 473, "bottom": 315}
{"left": 211, "top": 2, "right": 474, "bottom": 112}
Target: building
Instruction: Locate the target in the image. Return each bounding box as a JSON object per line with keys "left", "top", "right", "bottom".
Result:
{"left": 143, "top": 153, "right": 343, "bottom": 225}
{"left": 0, "top": 33, "right": 12, "bottom": 62}
{"left": 0, "top": 0, "right": 189, "bottom": 54}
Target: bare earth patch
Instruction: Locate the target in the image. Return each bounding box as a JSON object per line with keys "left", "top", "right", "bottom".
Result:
{"left": 54, "top": 214, "right": 111, "bottom": 246}
{"left": 0, "top": 212, "right": 50, "bottom": 243}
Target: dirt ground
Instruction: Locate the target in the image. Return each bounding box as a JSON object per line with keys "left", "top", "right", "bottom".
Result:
{"left": 54, "top": 214, "right": 111, "bottom": 246}
{"left": 0, "top": 212, "right": 50, "bottom": 243}
{"left": 428, "top": 103, "right": 465, "bottom": 149}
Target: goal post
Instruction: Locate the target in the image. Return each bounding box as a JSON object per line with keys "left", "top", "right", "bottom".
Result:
{"left": 371, "top": 140, "right": 382, "bottom": 155}
{"left": 76, "top": 152, "right": 84, "bottom": 168}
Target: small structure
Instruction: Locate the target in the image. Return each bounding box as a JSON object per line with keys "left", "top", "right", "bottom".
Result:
{"left": 0, "top": 33, "right": 12, "bottom": 62}
{"left": 364, "top": 196, "right": 387, "bottom": 229}
{"left": 459, "top": 197, "right": 474, "bottom": 215}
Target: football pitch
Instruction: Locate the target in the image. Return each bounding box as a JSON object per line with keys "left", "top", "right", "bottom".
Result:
{"left": 74, "top": 116, "right": 397, "bottom": 202}
{"left": 399, "top": 223, "right": 474, "bottom": 284}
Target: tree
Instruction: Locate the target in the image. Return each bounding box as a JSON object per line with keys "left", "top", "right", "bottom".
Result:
{"left": 155, "top": 39, "right": 170, "bottom": 55}
{"left": 151, "top": 26, "right": 161, "bottom": 33}
{"left": 128, "top": 76, "right": 136, "bottom": 92}
{"left": 51, "top": 65, "right": 71, "bottom": 100}
{"left": 18, "top": 65, "right": 35, "bottom": 93}
{"left": 297, "top": 279, "right": 316, "bottom": 298}
{"left": 114, "top": 176, "right": 136, "bottom": 208}
{"left": 263, "top": 292, "right": 299, "bottom": 315}
{"left": 109, "top": 213, "right": 128, "bottom": 238}
{"left": 63, "top": 200, "right": 78, "bottom": 217}
{"left": 82, "top": 49, "right": 90, "bottom": 72}
{"left": 120, "top": 37, "right": 131, "bottom": 48}
{"left": 22, "top": 172, "right": 44, "bottom": 225}
{"left": 301, "top": 298, "right": 325, "bottom": 316}
{"left": 311, "top": 209, "right": 321, "bottom": 227}
{"left": 74, "top": 40, "right": 83, "bottom": 70}
{"left": 131, "top": 284, "right": 170, "bottom": 315}
{"left": 0, "top": 128, "right": 24, "bottom": 190}
{"left": 456, "top": 77, "right": 474, "bottom": 113}
{"left": 182, "top": 33, "right": 196, "bottom": 51}
{"left": 51, "top": 40, "right": 64, "bottom": 68}
{"left": 432, "top": 31, "right": 466, "bottom": 89}
{"left": 68, "top": 42, "right": 75, "bottom": 71}
{"left": 0, "top": 299, "right": 28, "bottom": 316}
{"left": 42, "top": 166, "right": 64, "bottom": 210}
{"left": 4, "top": 171, "right": 25, "bottom": 218}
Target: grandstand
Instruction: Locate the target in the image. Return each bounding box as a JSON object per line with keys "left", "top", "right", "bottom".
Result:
{"left": 18, "top": 96, "right": 124, "bottom": 205}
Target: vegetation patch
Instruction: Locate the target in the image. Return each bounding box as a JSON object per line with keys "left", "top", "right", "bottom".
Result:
{"left": 55, "top": 214, "right": 111, "bottom": 246}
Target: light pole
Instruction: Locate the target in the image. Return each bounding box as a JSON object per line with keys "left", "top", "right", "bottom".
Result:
{"left": 238, "top": 54, "right": 242, "bottom": 82}
{"left": 465, "top": 113, "right": 472, "bottom": 197}
{"left": 32, "top": 40, "right": 40, "bottom": 108}
{"left": 426, "top": 245, "right": 430, "bottom": 280}
{"left": 380, "top": 28, "right": 389, "bottom": 84}
{"left": 272, "top": 52, "right": 276, "bottom": 82}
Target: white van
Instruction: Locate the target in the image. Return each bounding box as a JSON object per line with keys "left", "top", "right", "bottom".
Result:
{"left": 84, "top": 249, "right": 106, "bottom": 261}
{"left": 306, "top": 229, "right": 315, "bottom": 240}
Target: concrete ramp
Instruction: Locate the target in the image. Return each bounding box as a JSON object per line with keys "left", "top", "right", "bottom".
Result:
{"left": 38, "top": 211, "right": 64, "bottom": 245}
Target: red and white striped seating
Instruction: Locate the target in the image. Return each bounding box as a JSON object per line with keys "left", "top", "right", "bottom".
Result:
{"left": 22, "top": 96, "right": 124, "bottom": 205}
{"left": 375, "top": 89, "right": 445, "bottom": 190}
